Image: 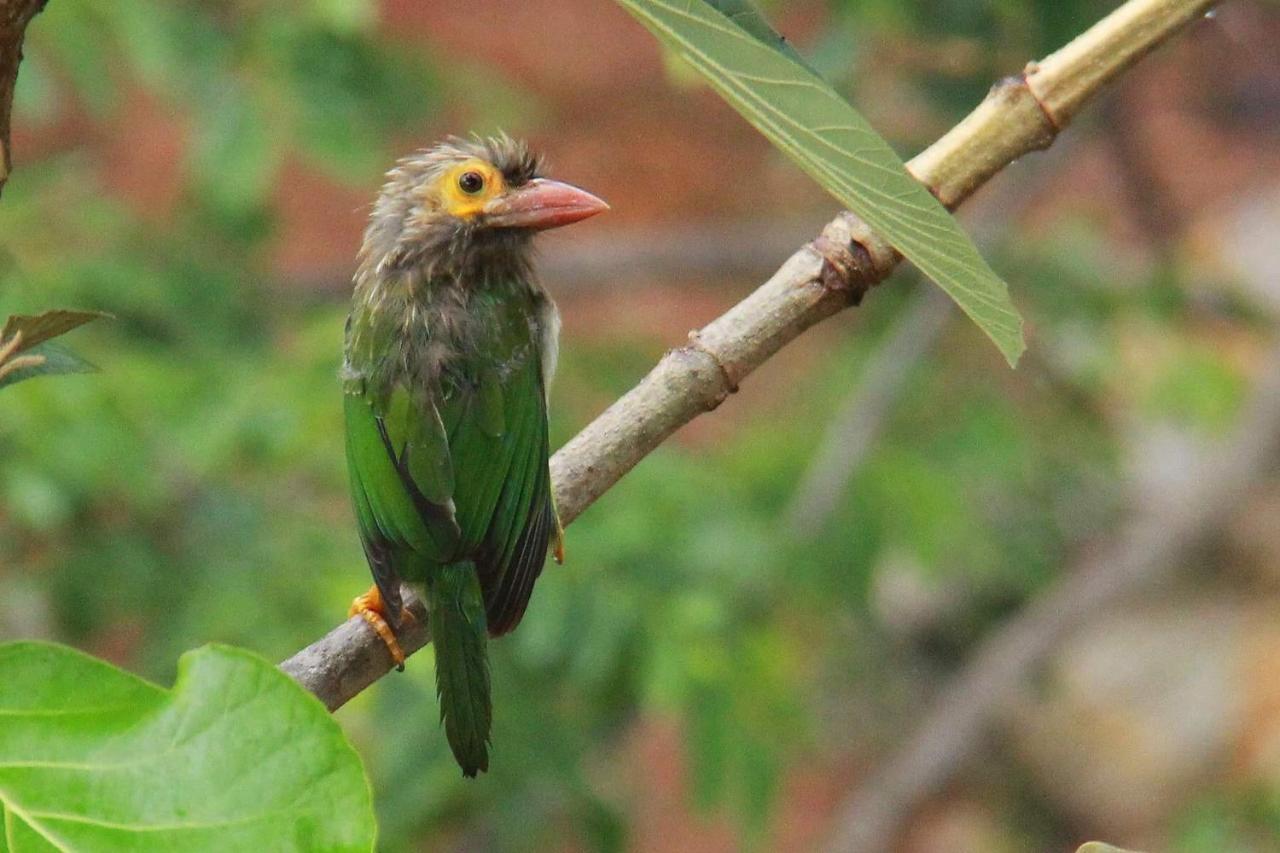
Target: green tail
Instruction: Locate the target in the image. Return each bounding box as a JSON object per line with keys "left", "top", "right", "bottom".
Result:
{"left": 426, "top": 561, "right": 492, "bottom": 777}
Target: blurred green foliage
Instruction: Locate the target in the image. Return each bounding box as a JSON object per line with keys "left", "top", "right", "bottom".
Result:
{"left": 1176, "top": 786, "right": 1280, "bottom": 853}
{"left": 815, "top": 0, "right": 1119, "bottom": 142}
{"left": 0, "top": 0, "right": 1266, "bottom": 850}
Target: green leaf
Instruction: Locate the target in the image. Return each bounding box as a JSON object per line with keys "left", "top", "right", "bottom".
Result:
{"left": 704, "top": 0, "right": 815, "bottom": 72}
{"left": 0, "top": 642, "right": 375, "bottom": 852}
{"left": 0, "top": 341, "right": 97, "bottom": 390}
{"left": 614, "top": 0, "right": 1025, "bottom": 365}
{"left": 1, "top": 310, "right": 109, "bottom": 353}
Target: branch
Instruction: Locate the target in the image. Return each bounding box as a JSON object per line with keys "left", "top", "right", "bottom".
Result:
{"left": 288, "top": 221, "right": 822, "bottom": 300}
{"left": 0, "top": 0, "right": 47, "bottom": 197}
{"left": 822, "top": 337, "right": 1280, "bottom": 853}
{"left": 280, "top": 0, "right": 1222, "bottom": 711}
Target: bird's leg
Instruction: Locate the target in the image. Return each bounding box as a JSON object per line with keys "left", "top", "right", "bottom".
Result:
{"left": 349, "top": 585, "right": 409, "bottom": 671}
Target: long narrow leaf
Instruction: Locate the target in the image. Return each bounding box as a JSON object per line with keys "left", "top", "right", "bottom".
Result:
{"left": 616, "top": 0, "right": 1025, "bottom": 365}
{"left": 704, "top": 0, "right": 816, "bottom": 72}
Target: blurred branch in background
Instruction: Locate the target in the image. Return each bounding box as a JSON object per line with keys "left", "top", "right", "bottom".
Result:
{"left": 1101, "top": 91, "right": 1186, "bottom": 252}
{"left": 785, "top": 286, "right": 952, "bottom": 538}
{"left": 282, "top": 0, "right": 1223, "bottom": 711}
{"left": 288, "top": 220, "right": 823, "bottom": 300}
{"left": 0, "top": 0, "right": 46, "bottom": 196}
{"left": 824, "top": 335, "right": 1280, "bottom": 853}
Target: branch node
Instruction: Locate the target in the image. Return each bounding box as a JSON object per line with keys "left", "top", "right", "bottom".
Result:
{"left": 811, "top": 214, "right": 896, "bottom": 305}
{"left": 685, "top": 330, "right": 739, "bottom": 397}
{"left": 1018, "top": 67, "right": 1064, "bottom": 137}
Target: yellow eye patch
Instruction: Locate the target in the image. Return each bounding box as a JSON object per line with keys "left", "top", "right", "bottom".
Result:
{"left": 436, "top": 159, "right": 505, "bottom": 220}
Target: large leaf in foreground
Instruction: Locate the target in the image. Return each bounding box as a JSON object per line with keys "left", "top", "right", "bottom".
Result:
{"left": 615, "top": 0, "right": 1025, "bottom": 365}
{"left": 0, "top": 643, "right": 374, "bottom": 852}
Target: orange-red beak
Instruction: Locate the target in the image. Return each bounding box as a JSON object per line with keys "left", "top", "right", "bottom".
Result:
{"left": 483, "top": 178, "right": 609, "bottom": 230}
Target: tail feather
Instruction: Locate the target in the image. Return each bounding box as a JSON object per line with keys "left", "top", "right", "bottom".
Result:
{"left": 426, "top": 562, "right": 491, "bottom": 777}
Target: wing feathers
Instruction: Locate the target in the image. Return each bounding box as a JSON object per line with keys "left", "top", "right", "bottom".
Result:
{"left": 345, "top": 296, "right": 556, "bottom": 639}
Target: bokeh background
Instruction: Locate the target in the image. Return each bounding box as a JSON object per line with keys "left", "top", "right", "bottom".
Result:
{"left": 3, "top": 1, "right": 1280, "bottom": 850}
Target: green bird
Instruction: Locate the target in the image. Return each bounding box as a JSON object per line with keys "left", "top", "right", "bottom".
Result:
{"left": 342, "top": 136, "right": 607, "bottom": 776}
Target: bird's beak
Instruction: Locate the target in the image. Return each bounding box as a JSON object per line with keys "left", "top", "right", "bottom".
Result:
{"left": 483, "top": 178, "right": 609, "bottom": 230}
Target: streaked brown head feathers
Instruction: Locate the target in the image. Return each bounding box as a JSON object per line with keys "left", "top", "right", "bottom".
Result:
{"left": 356, "top": 135, "right": 604, "bottom": 280}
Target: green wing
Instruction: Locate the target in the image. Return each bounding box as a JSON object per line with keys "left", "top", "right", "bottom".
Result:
{"left": 344, "top": 295, "right": 555, "bottom": 635}
{"left": 438, "top": 353, "right": 555, "bottom": 636}
{"left": 344, "top": 388, "right": 461, "bottom": 619}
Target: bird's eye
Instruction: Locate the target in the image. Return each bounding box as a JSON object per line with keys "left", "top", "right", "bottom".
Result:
{"left": 458, "top": 171, "right": 485, "bottom": 195}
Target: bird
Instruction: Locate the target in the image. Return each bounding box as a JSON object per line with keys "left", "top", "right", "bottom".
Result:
{"left": 341, "top": 136, "right": 607, "bottom": 776}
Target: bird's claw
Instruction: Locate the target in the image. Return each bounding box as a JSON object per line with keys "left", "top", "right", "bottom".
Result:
{"left": 349, "top": 585, "right": 407, "bottom": 671}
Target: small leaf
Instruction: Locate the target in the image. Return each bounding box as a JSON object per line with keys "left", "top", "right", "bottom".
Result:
{"left": 0, "top": 642, "right": 375, "bottom": 852}
{"left": 1, "top": 309, "right": 110, "bottom": 353}
{"left": 614, "top": 0, "right": 1025, "bottom": 365}
{"left": 0, "top": 311, "right": 108, "bottom": 391}
{"left": 0, "top": 341, "right": 97, "bottom": 390}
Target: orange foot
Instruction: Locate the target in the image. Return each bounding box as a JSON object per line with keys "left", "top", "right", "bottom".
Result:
{"left": 349, "top": 585, "right": 411, "bottom": 671}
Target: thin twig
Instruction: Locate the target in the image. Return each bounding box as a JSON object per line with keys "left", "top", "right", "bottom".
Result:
{"left": 1101, "top": 91, "right": 1186, "bottom": 252}
{"left": 0, "top": 352, "right": 44, "bottom": 383}
{"left": 0, "top": 329, "right": 22, "bottom": 365}
{"left": 288, "top": 221, "right": 824, "bottom": 300}
{"left": 281, "top": 0, "right": 1221, "bottom": 712}
{"left": 786, "top": 286, "right": 953, "bottom": 538}
{"left": 0, "top": 329, "right": 45, "bottom": 383}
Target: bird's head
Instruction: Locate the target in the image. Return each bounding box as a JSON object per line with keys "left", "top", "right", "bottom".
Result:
{"left": 361, "top": 135, "right": 608, "bottom": 277}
